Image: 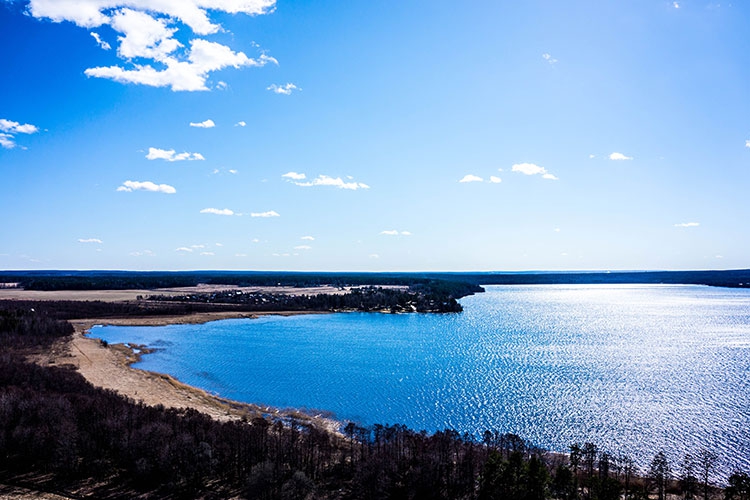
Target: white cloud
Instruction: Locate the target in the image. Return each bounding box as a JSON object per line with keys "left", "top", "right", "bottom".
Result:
{"left": 301, "top": 236, "right": 315, "bottom": 241}
{"left": 282, "top": 171, "right": 306, "bottom": 180}
{"left": 292, "top": 174, "right": 370, "bottom": 190}
{"left": 200, "top": 251, "right": 215, "bottom": 256}
{"left": 673, "top": 1, "right": 680, "bottom": 8}
{"left": 554, "top": 228, "right": 561, "bottom": 233}
{"left": 215, "top": 243, "right": 223, "bottom": 247}
{"left": 28, "top": 1, "right": 277, "bottom": 92}
{"left": 235, "top": 121, "right": 247, "bottom": 127}
{"left": 228, "top": 169, "right": 238, "bottom": 174}
{"left": 267, "top": 83, "right": 299, "bottom": 95}
{"left": 745, "top": 140, "right": 750, "bottom": 148}
{"left": 190, "top": 119, "right": 215, "bottom": 128}
{"left": 459, "top": 174, "right": 483, "bottom": 183}
{"left": 542, "top": 53, "right": 558, "bottom": 64}
{"left": 117, "top": 180, "right": 176, "bottom": 193}
{"left": 78, "top": 238, "right": 103, "bottom": 244}
{"left": 589, "top": 154, "right": 596, "bottom": 159}
{"left": 146, "top": 147, "right": 204, "bottom": 161}
{"left": 294, "top": 245, "right": 312, "bottom": 250}
{"left": 369, "top": 254, "right": 380, "bottom": 259}
{"left": 252, "top": 238, "right": 260, "bottom": 243}
{"left": 0, "top": 119, "right": 39, "bottom": 134}
{"left": 609, "top": 152, "right": 633, "bottom": 161}
{"left": 191, "top": 244, "right": 205, "bottom": 248}
{"left": 90, "top": 31, "right": 110, "bottom": 50}
{"left": 0, "top": 133, "right": 16, "bottom": 149}
{"left": 250, "top": 210, "right": 280, "bottom": 218}
{"left": 512, "top": 163, "right": 558, "bottom": 180}
{"left": 489, "top": 176, "right": 502, "bottom": 184}
{"left": 0, "top": 119, "right": 39, "bottom": 149}
{"left": 235, "top": 253, "right": 247, "bottom": 257}
{"left": 175, "top": 247, "right": 193, "bottom": 252}
{"left": 84, "top": 36, "right": 275, "bottom": 92}
{"left": 200, "top": 207, "right": 234, "bottom": 216}
{"left": 380, "top": 230, "right": 411, "bottom": 236}
{"left": 674, "top": 222, "right": 700, "bottom": 228}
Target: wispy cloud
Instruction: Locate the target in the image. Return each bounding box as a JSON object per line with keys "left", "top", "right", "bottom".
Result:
{"left": 200, "top": 251, "right": 215, "bottom": 256}
{"left": 745, "top": 140, "right": 750, "bottom": 148}
{"left": 282, "top": 171, "right": 306, "bottom": 180}
{"left": 190, "top": 119, "right": 215, "bottom": 128}
{"left": 175, "top": 247, "right": 193, "bottom": 252}
{"left": 235, "top": 121, "right": 247, "bottom": 127}
{"left": 287, "top": 174, "right": 370, "bottom": 190}
{"left": 250, "top": 211, "right": 280, "bottom": 218}
{"left": 609, "top": 152, "right": 633, "bottom": 161}
{"left": 130, "top": 249, "right": 155, "bottom": 257}
{"left": 489, "top": 176, "right": 502, "bottom": 183}
{"left": 90, "top": 32, "right": 110, "bottom": 50}
{"left": 511, "top": 163, "right": 558, "bottom": 180}
{"left": 301, "top": 236, "right": 315, "bottom": 241}
{"left": 78, "top": 238, "right": 103, "bottom": 244}
{"left": 146, "top": 147, "right": 204, "bottom": 161}
{"left": 27, "top": 1, "right": 278, "bottom": 91}
{"left": 542, "top": 53, "right": 558, "bottom": 64}
{"left": 200, "top": 207, "right": 234, "bottom": 216}
{"left": 267, "top": 83, "right": 299, "bottom": 95}
{"left": 0, "top": 118, "right": 40, "bottom": 149}
{"left": 674, "top": 222, "right": 700, "bottom": 228}
{"left": 673, "top": 1, "right": 680, "bottom": 8}
{"left": 117, "top": 180, "right": 176, "bottom": 193}
{"left": 459, "top": 174, "right": 483, "bottom": 183}
{"left": 380, "top": 230, "right": 411, "bottom": 236}
{"left": 0, "top": 134, "right": 17, "bottom": 149}
{"left": 294, "top": 245, "right": 312, "bottom": 250}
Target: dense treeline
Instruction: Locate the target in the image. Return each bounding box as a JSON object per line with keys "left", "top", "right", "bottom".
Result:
{"left": 2, "top": 269, "right": 748, "bottom": 290}
{"left": 1, "top": 306, "right": 748, "bottom": 498}
{"left": 147, "top": 286, "right": 464, "bottom": 313}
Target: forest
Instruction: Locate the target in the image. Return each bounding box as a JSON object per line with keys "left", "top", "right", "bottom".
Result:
{"left": 1, "top": 269, "right": 749, "bottom": 291}
{"left": 1, "top": 304, "right": 749, "bottom": 499}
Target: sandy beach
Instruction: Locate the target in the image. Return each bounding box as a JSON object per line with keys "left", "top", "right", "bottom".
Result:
{"left": 33, "top": 311, "right": 340, "bottom": 433}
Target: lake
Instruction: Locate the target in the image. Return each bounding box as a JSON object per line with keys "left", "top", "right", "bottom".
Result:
{"left": 92, "top": 284, "right": 750, "bottom": 474}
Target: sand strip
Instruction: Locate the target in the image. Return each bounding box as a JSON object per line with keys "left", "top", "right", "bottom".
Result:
{"left": 37, "top": 312, "right": 340, "bottom": 433}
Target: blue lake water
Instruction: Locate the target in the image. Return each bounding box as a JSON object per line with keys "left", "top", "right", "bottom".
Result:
{"left": 92, "top": 284, "right": 750, "bottom": 474}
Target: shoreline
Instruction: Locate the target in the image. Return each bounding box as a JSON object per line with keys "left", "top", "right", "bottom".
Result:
{"left": 40, "top": 311, "right": 341, "bottom": 434}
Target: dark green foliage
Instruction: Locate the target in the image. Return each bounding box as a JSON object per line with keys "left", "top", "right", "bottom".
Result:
{"left": 649, "top": 451, "right": 671, "bottom": 500}
{"left": 725, "top": 471, "right": 750, "bottom": 500}
{"left": 3, "top": 268, "right": 749, "bottom": 291}
{"left": 147, "top": 285, "right": 464, "bottom": 313}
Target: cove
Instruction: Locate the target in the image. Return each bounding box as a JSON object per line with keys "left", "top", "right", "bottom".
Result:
{"left": 92, "top": 284, "right": 750, "bottom": 474}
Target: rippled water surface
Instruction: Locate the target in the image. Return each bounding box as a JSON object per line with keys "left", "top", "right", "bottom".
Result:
{"left": 93, "top": 285, "right": 750, "bottom": 472}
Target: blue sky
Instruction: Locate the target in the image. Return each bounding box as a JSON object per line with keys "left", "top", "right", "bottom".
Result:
{"left": 1, "top": 0, "right": 749, "bottom": 271}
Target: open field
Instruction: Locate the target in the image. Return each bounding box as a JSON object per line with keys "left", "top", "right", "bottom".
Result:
{"left": 0, "top": 284, "right": 407, "bottom": 302}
